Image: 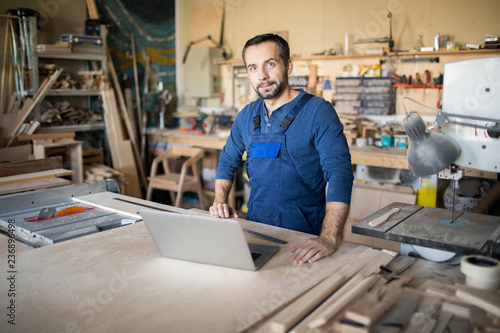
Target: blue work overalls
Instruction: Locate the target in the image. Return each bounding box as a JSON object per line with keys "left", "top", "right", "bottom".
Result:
{"left": 245, "top": 93, "right": 325, "bottom": 235}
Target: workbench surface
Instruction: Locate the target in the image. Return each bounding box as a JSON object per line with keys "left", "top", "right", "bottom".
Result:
{"left": 0, "top": 194, "right": 464, "bottom": 332}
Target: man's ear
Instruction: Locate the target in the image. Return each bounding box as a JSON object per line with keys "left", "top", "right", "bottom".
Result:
{"left": 287, "top": 59, "right": 293, "bottom": 76}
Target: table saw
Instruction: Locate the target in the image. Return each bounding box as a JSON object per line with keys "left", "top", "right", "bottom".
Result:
{"left": 0, "top": 180, "right": 150, "bottom": 246}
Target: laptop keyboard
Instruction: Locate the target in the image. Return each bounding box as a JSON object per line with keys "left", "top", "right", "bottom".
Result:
{"left": 251, "top": 252, "right": 262, "bottom": 261}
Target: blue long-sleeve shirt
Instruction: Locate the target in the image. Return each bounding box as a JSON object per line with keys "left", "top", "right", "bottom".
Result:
{"left": 216, "top": 90, "right": 354, "bottom": 204}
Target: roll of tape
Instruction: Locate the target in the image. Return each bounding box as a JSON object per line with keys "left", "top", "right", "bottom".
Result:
{"left": 460, "top": 255, "right": 500, "bottom": 290}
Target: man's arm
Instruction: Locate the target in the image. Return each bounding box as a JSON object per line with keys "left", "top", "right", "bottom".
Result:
{"left": 290, "top": 201, "right": 349, "bottom": 264}
{"left": 209, "top": 179, "right": 239, "bottom": 218}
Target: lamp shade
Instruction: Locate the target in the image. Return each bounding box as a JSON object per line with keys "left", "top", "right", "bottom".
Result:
{"left": 402, "top": 112, "right": 461, "bottom": 177}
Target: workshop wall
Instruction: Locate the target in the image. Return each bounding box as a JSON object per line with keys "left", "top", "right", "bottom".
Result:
{"left": 177, "top": 0, "right": 500, "bottom": 106}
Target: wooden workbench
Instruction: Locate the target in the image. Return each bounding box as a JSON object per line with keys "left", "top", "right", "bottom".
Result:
{"left": 148, "top": 128, "right": 228, "bottom": 151}
{"left": 0, "top": 192, "right": 467, "bottom": 333}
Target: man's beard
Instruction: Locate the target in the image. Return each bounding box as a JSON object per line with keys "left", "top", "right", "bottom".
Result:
{"left": 254, "top": 76, "right": 287, "bottom": 99}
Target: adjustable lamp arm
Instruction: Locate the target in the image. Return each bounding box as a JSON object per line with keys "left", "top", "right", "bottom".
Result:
{"left": 182, "top": 35, "right": 227, "bottom": 64}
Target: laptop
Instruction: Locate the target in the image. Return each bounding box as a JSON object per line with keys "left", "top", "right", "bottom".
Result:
{"left": 139, "top": 209, "right": 280, "bottom": 271}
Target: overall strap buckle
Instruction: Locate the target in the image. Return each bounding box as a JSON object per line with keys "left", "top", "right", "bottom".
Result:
{"left": 253, "top": 115, "right": 260, "bottom": 130}
{"left": 279, "top": 93, "right": 314, "bottom": 130}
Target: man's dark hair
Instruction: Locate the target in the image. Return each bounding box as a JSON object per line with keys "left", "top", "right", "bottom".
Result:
{"left": 242, "top": 33, "right": 290, "bottom": 66}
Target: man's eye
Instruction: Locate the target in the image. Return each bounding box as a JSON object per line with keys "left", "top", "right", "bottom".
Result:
{"left": 249, "top": 66, "right": 256, "bottom": 72}
{"left": 267, "top": 62, "right": 275, "bottom": 68}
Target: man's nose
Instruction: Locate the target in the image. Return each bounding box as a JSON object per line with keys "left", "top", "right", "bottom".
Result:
{"left": 258, "top": 67, "right": 269, "bottom": 80}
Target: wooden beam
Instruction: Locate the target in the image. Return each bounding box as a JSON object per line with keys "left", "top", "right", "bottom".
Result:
{"left": 0, "top": 177, "right": 71, "bottom": 195}
{"left": 350, "top": 146, "right": 409, "bottom": 170}
{"left": 0, "top": 157, "right": 63, "bottom": 177}
{"left": 18, "top": 132, "right": 75, "bottom": 141}
{"left": 455, "top": 289, "right": 500, "bottom": 317}
{"left": 290, "top": 249, "right": 396, "bottom": 332}
{"left": 0, "top": 169, "right": 74, "bottom": 186}
{"left": 308, "top": 274, "right": 381, "bottom": 329}
{"left": 270, "top": 274, "right": 346, "bottom": 333}
{"left": 107, "top": 48, "right": 147, "bottom": 193}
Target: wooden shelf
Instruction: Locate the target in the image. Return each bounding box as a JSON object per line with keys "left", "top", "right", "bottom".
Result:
{"left": 215, "top": 49, "right": 500, "bottom": 66}
{"left": 36, "top": 51, "right": 106, "bottom": 61}
{"left": 350, "top": 146, "right": 409, "bottom": 170}
{"left": 37, "top": 123, "right": 106, "bottom": 133}
{"left": 45, "top": 89, "right": 103, "bottom": 96}
{"left": 393, "top": 84, "right": 443, "bottom": 89}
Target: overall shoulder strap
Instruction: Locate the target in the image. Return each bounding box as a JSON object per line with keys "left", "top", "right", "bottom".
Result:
{"left": 280, "top": 93, "right": 314, "bottom": 130}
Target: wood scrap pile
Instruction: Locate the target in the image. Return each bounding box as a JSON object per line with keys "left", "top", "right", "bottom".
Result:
{"left": 247, "top": 247, "right": 500, "bottom": 333}
{"left": 39, "top": 65, "right": 106, "bottom": 91}
{"left": 339, "top": 115, "right": 409, "bottom": 147}
{"left": 84, "top": 163, "right": 127, "bottom": 193}
{"left": 40, "top": 101, "right": 103, "bottom": 127}
{"left": 339, "top": 115, "right": 361, "bottom": 146}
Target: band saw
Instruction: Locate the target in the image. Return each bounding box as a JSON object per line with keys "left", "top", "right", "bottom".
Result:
{"left": 353, "top": 57, "right": 500, "bottom": 260}
{"left": 352, "top": 202, "right": 500, "bottom": 258}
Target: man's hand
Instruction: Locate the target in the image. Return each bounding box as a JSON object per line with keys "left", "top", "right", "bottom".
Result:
{"left": 290, "top": 201, "right": 349, "bottom": 264}
{"left": 210, "top": 179, "right": 238, "bottom": 218}
{"left": 290, "top": 236, "right": 336, "bottom": 264}
{"left": 209, "top": 202, "right": 239, "bottom": 219}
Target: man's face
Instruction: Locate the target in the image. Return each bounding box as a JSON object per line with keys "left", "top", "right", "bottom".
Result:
{"left": 244, "top": 41, "right": 291, "bottom": 100}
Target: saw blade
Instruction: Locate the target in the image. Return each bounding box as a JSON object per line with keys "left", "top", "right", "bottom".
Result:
{"left": 54, "top": 206, "right": 87, "bottom": 217}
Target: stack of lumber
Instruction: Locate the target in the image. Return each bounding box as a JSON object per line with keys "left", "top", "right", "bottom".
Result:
{"left": 82, "top": 147, "right": 104, "bottom": 165}
{"left": 248, "top": 248, "right": 500, "bottom": 333}
{"left": 102, "top": 88, "right": 144, "bottom": 198}
{"left": 339, "top": 115, "right": 361, "bottom": 146}
{"left": 40, "top": 101, "right": 102, "bottom": 126}
{"left": 0, "top": 156, "right": 73, "bottom": 195}
{"left": 338, "top": 115, "right": 409, "bottom": 147}
{"left": 39, "top": 66, "right": 106, "bottom": 91}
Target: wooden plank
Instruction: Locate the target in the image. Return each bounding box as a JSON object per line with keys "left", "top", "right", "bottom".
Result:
{"left": 115, "top": 140, "right": 143, "bottom": 198}
{"left": 6, "top": 69, "right": 63, "bottom": 147}
{"left": 107, "top": 47, "right": 147, "bottom": 192}
{"left": 344, "top": 277, "right": 407, "bottom": 327}
{"left": 308, "top": 274, "right": 381, "bottom": 329}
{"left": 18, "top": 132, "right": 75, "bottom": 141}
{"left": 386, "top": 255, "right": 417, "bottom": 275}
{"left": 0, "top": 168, "right": 73, "bottom": 186}
{"left": 404, "top": 295, "right": 442, "bottom": 333}
{"left": 0, "top": 177, "right": 71, "bottom": 195}
{"left": 131, "top": 33, "right": 143, "bottom": 132}
{"left": 102, "top": 88, "right": 126, "bottom": 141}
{"left": 372, "top": 291, "right": 421, "bottom": 332}
{"left": 289, "top": 249, "right": 396, "bottom": 332}
{"left": 455, "top": 289, "right": 500, "bottom": 317}
{"left": 0, "top": 144, "right": 32, "bottom": 162}
{"left": 270, "top": 274, "right": 346, "bottom": 332}
{"left": 0, "top": 157, "right": 62, "bottom": 177}
{"left": 441, "top": 301, "right": 470, "bottom": 320}
{"left": 350, "top": 146, "right": 409, "bottom": 170}
{"left": 102, "top": 90, "right": 143, "bottom": 196}
{"left": 253, "top": 247, "right": 384, "bottom": 333}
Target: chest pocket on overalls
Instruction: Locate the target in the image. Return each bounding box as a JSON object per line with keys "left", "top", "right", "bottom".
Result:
{"left": 247, "top": 141, "right": 281, "bottom": 188}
